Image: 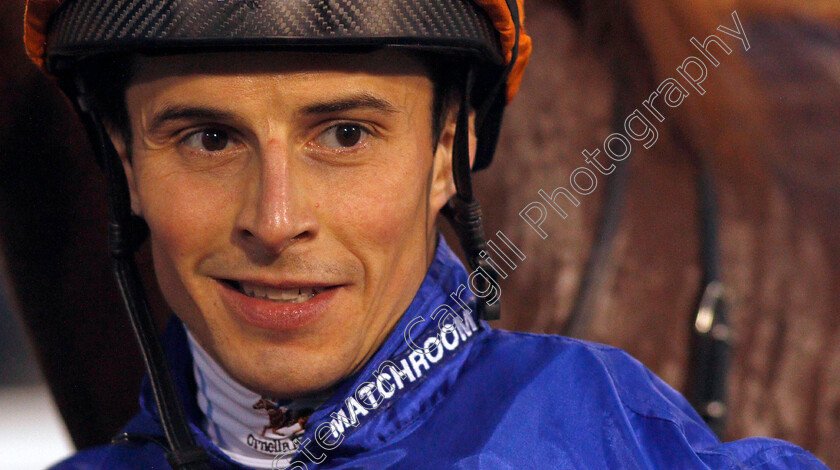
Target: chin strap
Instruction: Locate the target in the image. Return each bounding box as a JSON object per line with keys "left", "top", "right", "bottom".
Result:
{"left": 443, "top": 0, "right": 523, "bottom": 322}
{"left": 441, "top": 67, "right": 501, "bottom": 321}
{"left": 70, "top": 71, "right": 212, "bottom": 470}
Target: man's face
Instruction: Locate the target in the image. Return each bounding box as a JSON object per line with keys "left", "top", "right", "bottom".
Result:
{"left": 118, "top": 50, "right": 460, "bottom": 397}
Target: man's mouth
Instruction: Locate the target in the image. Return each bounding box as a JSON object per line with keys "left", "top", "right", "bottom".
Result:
{"left": 216, "top": 277, "right": 341, "bottom": 330}
{"left": 223, "top": 280, "right": 330, "bottom": 304}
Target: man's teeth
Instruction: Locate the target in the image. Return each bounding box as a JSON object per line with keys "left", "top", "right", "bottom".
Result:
{"left": 238, "top": 283, "right": 323, "bottom": 302}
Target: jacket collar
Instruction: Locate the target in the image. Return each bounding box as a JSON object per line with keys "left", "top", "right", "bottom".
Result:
{"left": 138, "top": 233, "right": 486, "bottom": 465}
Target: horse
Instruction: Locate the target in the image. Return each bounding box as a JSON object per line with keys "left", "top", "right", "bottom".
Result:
{"left": 252, "top": 398, "right": 313, "bottom": 438}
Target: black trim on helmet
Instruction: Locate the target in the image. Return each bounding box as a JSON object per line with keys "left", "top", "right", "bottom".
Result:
{"left": 46, "top": 0, "right": 504, "bottom": 70}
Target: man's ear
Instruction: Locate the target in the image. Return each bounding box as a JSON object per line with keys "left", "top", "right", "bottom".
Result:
{"left": 104, "top": 124, "right": 142, "bottom": 217}
{"left": 430, "top": 108, "right": 477, "bottom": 214}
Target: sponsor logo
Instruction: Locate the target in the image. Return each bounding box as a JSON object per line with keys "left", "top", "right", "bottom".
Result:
{"left": 247, "top": 433, "right": 302, "bottom": 455}
{"left": 325, "top": 312, "right": 479, "bottom": 442}
{"left": 251, "top": 397, "right": 314, "bottom": 459}
{"left": 253, "top": 398, "right": 313, "bottom": 438}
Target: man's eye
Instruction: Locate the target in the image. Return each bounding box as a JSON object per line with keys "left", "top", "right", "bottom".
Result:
{"left": 316, "top": 124, "right": 370, "bottom": 149}
{"left": 182, "top": 129, "right": 235, "bottom": 152}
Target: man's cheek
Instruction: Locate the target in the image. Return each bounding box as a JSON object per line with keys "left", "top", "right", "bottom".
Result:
{"left": 142, "top": 178, "right": 228, "bottom": 246}
{"left": 332, "top": 189, "right": 411, "bottom": 245}
{"left": 145, "top": 203, "right": 204, "bottom": 255}
{"left": 149, "top": 235, "right": 199, "bottom": 323}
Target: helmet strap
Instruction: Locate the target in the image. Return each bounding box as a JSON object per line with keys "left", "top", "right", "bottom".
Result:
{"left": 441, "top": 67, "right": 501, "bottom": 321}
{"left": 69, "top": 71, "right": 212, "bottom": 470}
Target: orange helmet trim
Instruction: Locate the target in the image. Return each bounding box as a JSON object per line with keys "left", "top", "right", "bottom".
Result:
{"left": 23, "top": 0, "right": 61, "bottom": 71}
{"left": 473, "top": 0, "right": 532, "bottom": 102}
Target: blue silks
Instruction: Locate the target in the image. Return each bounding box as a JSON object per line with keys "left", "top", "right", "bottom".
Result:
{"left": 50, "top": 236, "right": 828, "bottom": 469}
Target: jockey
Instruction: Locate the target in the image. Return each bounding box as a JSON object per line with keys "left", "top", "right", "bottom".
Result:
{"left": 24, "top": 0, "right": 827, "bottom": 469}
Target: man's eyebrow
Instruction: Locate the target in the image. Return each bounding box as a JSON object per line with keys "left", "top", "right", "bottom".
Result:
{"left": 145, "top": 94, "right": 398, "bottom": 131}
{"left": 147, "top": 105, "right": 241, "bottom": 132}
{"left": 300, "top": 93, "right": 399, "bottom": 115}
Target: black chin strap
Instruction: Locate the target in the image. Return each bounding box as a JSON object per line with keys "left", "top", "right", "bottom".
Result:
{"left": 70, "top": 72, "right": 212, "bottom": 470}
{"left": 443, "top": 0, "right": 523, "bottom": 322}
{"left": 441, "top": 68, "right": 501, "bottom": 321}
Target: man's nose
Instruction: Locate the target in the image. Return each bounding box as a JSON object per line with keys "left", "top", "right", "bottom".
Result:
{"left": 235, "top": 142, "right": 317, "bottom": 256}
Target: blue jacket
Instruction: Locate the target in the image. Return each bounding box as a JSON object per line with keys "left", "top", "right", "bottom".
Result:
{"left": 51, "top": 237, "right": 827, "bottom": 469}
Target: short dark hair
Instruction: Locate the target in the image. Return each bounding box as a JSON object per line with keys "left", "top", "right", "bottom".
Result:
{"left": 80, "top": 50, "right": 463, "bottom": 159}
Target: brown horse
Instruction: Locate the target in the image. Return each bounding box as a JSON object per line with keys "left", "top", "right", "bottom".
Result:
{"left": 478, "top": 0, "right": 840, "bottom": 464}
{"left": 3, "top": 0, "right": 839, "bottom": 466}
{"left": 252, "top": 398, "right": 313, "bottom": 438}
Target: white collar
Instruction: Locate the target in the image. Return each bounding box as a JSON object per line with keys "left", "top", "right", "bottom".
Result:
{"left": 186, "top": 329, "right": 327, "bottom": 469}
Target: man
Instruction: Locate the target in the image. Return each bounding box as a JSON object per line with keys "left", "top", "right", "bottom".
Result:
{"left": 24, "top": 0, "right": 827, "bottom": 469}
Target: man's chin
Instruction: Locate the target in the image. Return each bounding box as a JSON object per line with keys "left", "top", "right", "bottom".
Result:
{"left": 230, "top": 362, "right": 345, "bottom": 400}
{"left": 211, "top": 335, "right": 351, "bottom": 399}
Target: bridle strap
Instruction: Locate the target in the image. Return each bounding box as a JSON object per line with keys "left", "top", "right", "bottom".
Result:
{"left": 560, "top": 57, "right": 730, "bottom": 436}
{"left": 562, "top": 77, "right": 630, "bottom": 338}
{"left": 690, "top": 162, "right": 730, "bottom": 437}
